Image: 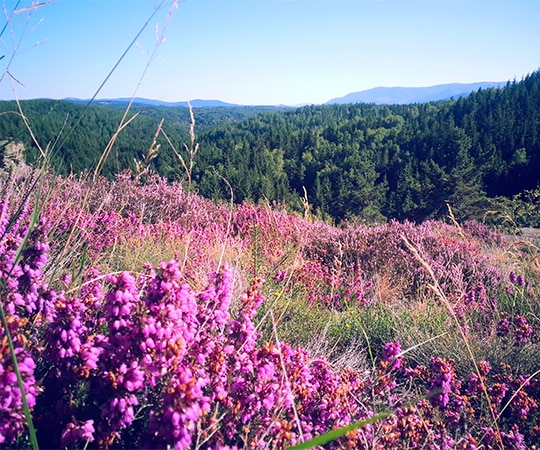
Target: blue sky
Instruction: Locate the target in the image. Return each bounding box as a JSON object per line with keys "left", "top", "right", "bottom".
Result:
{"left": 1, "top": 0, "right": 539, "bottom": 105}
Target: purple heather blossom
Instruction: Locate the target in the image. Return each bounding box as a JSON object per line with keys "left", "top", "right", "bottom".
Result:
{"left": 99, "top": 393, "right": 138, "bottom": 436}
{"left": 497, "top": 316, "right": 511, "bottom": 337}
{"left": 502, "top": 425, "right": 527, "bottom": 450}
{"left": 489, "top": 382, "right": 509, "bottom": 408}
{"left": 60, "top": 419, "right": 95, "bottom": 447}
{"left": 509, "top": 271, "right": 518, "bottom": 284}
{"left": 382, "top": 341, "right": 404, "bottom": 371}
{"left": 428, "top": 357, "right": 455, "bottom": 408}
{"left": 0, "top": 346, "right": 38, "bottom": 445}
{"left": 466, "top": 372, "right": 483, "bottom": 396}
{"left": 513, "top": 316, "right": 533, "bottom": 343}
{"left": 273, "top": 270, "right": 287, "bottom": 283}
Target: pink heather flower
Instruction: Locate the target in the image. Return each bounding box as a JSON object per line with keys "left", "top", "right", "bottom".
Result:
{"left": 477, "top": 360, "right": 492, "bottom": 377}
{"left": 258, "top": 362, "right": 275, "bottom": 380}
{"left": 60, "top": 272, "right": 72, "bottom": 287}
{"left": 489, "top": 382, "right": 508, "bottom": 406}
{"left": 60, "top": 419, "right": 95, "bottom": 447}
{"left": 382, "top": 341, "right": 403, "bottom": 371}
{"left": 513, "top": 316, "right": 533, "bottom": 343}
{"left": 80, "top": 340, "right": 104, "bottom": 370}
{"left": 428, "top": 357, "right": 455, "bottom": 408}
{"left": 497, "top": 316, "right": 511, "bottom": 337}
{"left": 100, "top": 394, "right": 138, "bottom": 433}
{"left": 502, "top": 425, "right": 526, "bottom": 450}
{"left": 273, "top": 270, "right": 287, "bottom": 283}
{"left": 516, "top": 274, "right": 527, "bottom": 287}
{"left": 509, "top": 271, "right": 518, "bottom": 284}
{"left": 121, "top": 362, "right": 145, "bottom": 392}
{"left": 466, "top": 373, "right": 483, "bottom": 396}
{"left": 0, "top": 346, "right": 38, "bottom": 445}
{"left": 455, "top": 434, "right": 477, "bottom": 449}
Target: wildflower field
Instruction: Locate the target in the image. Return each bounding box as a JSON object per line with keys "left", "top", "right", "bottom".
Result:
{"left": 1, "top": 167, "right": 539, "bottom": 449}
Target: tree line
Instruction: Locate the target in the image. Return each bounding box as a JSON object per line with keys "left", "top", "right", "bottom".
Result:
{"left": 191, "top": 72, "right": 540, "bottom": 224}
{"left": 1, "top": 70, "right": 540, "bottom": 225}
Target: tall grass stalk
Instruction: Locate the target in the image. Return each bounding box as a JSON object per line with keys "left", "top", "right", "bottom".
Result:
{"left": 93, "top": 112, "right": 141, "bottom": 180}
{"left": 484, "top": 367, "right": 540, "bottom": 441}
{"left": 1, "top": 1, "right": 50, "bottom": 85}
{"left": 401, "top": 234, "right": 505, "bottom": 450}
{"left": 0, "top": 170, "right": 49, "bottom": 450}
{"left": 1, "top": 2, "right": 180, "bottom": 447}
{"left": 93, "top": 0, "right": 179, "bottom": 178}
{"left": 0, "top": 302, "right": 38, "bottom": 449}
{"left": 9, "top": 93, "right": 46, "bottom": 159}
{"left": 53, "top": 0, "right": 173, "bottom": 161}
{"left": 52, "top": 0, "right": 180, "bottom": 266}
{"left": 160, "top": 101, "right": 200, "bottom": 190}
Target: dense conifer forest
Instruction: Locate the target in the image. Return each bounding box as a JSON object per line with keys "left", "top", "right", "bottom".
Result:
{"left": 1, "top": 70, "right": 540, "bottom": 225}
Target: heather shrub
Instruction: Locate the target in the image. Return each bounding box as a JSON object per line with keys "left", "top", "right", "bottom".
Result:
{"left": 1, "top": 169, "right": 540, "bottom": 449}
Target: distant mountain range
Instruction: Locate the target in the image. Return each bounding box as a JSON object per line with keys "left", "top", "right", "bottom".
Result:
{"left": 64, "top": 97, "right": 244, "bottom": 108}
{"left": 62, "top": 82, "right": 506, "bottom": 109}
{"left": 325, "top": 82, "right": 504, "bottom": 105}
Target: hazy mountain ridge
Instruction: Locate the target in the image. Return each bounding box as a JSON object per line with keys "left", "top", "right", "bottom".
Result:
{"left": 61, "top": 82, "right": 505, "bottom": 108}
{"left": 63, "top": 97, "right": 289, "bottom": 109}
{"left": 64, "top": 97, "right": 242, "bottom": 108}
{"left": 325, "top": 82, "right": 505, "bottom": 105}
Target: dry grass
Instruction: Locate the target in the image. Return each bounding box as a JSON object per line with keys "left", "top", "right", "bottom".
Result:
{"left": 369, "top": 271, "right": 407, "bottom": 307}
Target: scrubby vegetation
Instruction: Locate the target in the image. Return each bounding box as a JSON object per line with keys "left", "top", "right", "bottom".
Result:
{"left": 2, "top": 2, "right": 540, "bottom": 448}
{"left": 1, "top": 166, "right": 539, "bottom": 449}
{"left": 2, "top": 71, "right": 540, "bottom": 225}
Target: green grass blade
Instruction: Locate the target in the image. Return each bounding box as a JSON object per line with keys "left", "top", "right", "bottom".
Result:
{"left": 286, "top": 412, "right": 390, "bottom": 450}
{"left": 0, "top": 164, "right": 49, "bottom": 450}
{"left": 52, "top": 0, "right": 167, "bottom": 160}
{"left": 0, "top": 299, "right": 39, "bottom": 450}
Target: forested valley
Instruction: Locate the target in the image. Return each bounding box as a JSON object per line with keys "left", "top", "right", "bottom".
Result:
{"left": 1, "top": 70, "right": 540, "bottom": 226}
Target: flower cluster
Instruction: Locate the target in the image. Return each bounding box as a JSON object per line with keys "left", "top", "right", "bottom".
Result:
{"left": 0, "top": 331, "right": 38, "bottom": 445}
{"left": 295, "top": 258, "right": 372, "bottom": 309}
{"left": 497, "top": 313, "right": 535, "bottom": 344}
{"left": 1, "top": 172, "right": 539, "bottom": 449}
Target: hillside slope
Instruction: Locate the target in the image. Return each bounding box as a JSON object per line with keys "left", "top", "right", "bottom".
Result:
{"left": 1, "top": 73, "right": 540, "bottom": 224}
{"left": 1, "top": 167, "right": 539, "bottom": 448}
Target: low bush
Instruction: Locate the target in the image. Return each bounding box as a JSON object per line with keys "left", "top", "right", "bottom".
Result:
{"left": 0, "top": 170, "right": 539, "bottom": 448}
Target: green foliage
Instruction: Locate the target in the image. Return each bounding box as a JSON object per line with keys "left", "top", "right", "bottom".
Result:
{"left": 3, "top": 71, "right": 540, "bottom": 223}
{"left": 285, "top": 414, "right": 391, "bottom": 450}
{"left": 256, "top": 293, "right": 332, "bottom": 350}
{"left": 482, "top": 188, "right": 540, "bottom": 232}
{"left": 0, "top": 99, "right": 274, "bottom": 179}
{"left": 330, "top": 304, "right": 396, "bottom": 355}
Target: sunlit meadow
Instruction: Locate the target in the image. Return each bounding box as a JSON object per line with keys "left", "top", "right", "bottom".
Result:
{"left": 0, "top": 163, "right": 539, "bottom": 449}
{"left": 1, "top": 1, "right": 540, "bottom": 449}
